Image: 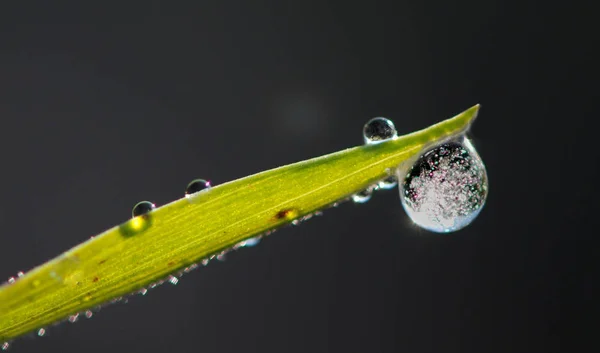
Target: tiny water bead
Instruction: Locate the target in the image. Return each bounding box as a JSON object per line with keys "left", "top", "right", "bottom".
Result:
{"left": 400, "top": 139, "right": 488, "bottom": 233}
{"left": 132, "top": 201, "right": 156, "bottom": 218}
{"left": 185, "top": 179, "right": 211, "bottom": 196}
{"left": 352, "top": 188, "right": 373, "bottom": 204}
{"left": 363, "top": 117, "right": 398, "bottom": 144}
{"left": 378, "top": 176, "right": 398, "bottom": 190}
{"left": 1, "top": 342, "right": 9, "bottom": 351}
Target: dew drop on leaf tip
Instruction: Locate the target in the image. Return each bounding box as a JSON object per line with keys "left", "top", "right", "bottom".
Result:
{"left": 399, "top": 137, "right": 488, "bottom": 233}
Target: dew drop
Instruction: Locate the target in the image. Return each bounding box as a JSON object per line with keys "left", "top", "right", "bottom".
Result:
{"left": 16, "top": 271, "right": 24, "bottom": 278}
{"left": 185, "top": 179, "right": 211, "bottom": 197}
{"left": 400, "top": 138, "right": 488, "bottom": 233}
{"left": 238, "top": 237, "right": 261, "bottom": 247}
{"left": 37, "top": 328, "right": 46, "bottom": 337}
{"left": 68, "top": 313, "right": 79, "bottom": 323}
{"left": 1, "top": 342, "right": 10, "bottom": 351}
{"left": 7, "top": 277, "right": 15, "bottom": 284}
{"left": 363, "top": 117, "right": 398, "bottom": 144}
{"left": 168, "top": 275, "right": 179, "bottom": 285}
{"left": 138, "top": 288, "right": 148, "bottom": 296}
{"left": 132, "top": 201, "right": 156, "bottom": 218}
{"left": 352, "top": 188, "right": 373, "bottom": 204}
{"left": 378, "top": 176, "right": 398, "bottom": 190}
{"left": 84, "top": 310, "right": 94, "bottom": 318}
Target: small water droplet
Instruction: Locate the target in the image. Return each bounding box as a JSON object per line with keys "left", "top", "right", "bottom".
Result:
{"left": 7, "top": 277, "right": 15, "bottom": 284}
{"left": 216, "top": 252, "right": 227, "bottom": 261}
{"left": 1, "top": 342, "right": 10, "bottom": 351}
{"left": 168, "top": 275, "right": 179, "bottom": 285}
{"left": 68, "top": 314, "right": 79, "bottom": 323}
{"left": 241, "top": 237, "right": 261, "bottom": 247}
{"left": 37, "top": 328, "right": 46, "bottom": 337}
{"left": 352, "top": 188, "right": 373, "bottom": 203}
{"left": 84, "top": 310, "right": 94, "bottom": 318}
{"left": 400, "top": 138, "right": 488, "bottom": 233}
{"left": 363, "top": 117, "right": 398, "bottom": 144}
{"left": 185, "top": 179, "right": 211, "bottom": 197}
{"left": 378, "top": 176, "right": 398, "bottom": 190}
{"left": 138, "top": 288, "right": 148, "bottom": 295}
{"left": 132, "top": 201, "right": 156, "bottom": 217}
{"left": 16, "top": 271, "right": 24, "bottom": 278}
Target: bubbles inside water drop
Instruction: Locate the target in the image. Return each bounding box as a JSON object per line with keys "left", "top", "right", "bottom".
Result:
{"left": 400, "top": 138, "right": 488, "bottom": 233}
{"left": 132, "top": 201, "right": 156, "bottom": 218}
{"left": 185, "top": 179, "right": 211, "bottom": 196}
{"left": 363, "top": 117, "right": 398, "bottom": 144}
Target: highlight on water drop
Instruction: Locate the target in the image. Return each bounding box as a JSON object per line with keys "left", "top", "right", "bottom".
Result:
{"left": 399, "top": 137, "right": 488, "bottom": 233}
{"left": 363, "top": 117, "right": 398, "bottom": 144}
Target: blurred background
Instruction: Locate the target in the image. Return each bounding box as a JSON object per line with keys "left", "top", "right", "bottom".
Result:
{"left": 0, "top": 1, "right": 596, "bottom": 352}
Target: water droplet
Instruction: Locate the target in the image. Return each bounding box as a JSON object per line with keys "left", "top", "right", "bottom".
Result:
{"left": 16, "top": 271, "right": 24, "bottom": 278}
{"left": 37, "top": 328, "right": 46, "bottom": 337}
{"left": 378, "top": 176, "right": 398, "bottom": 190}
{"left": 84, "top": 310, "right": 94, "bottom": 318}
{"left": 1, "top": 342, "right": 10, "bottom": 351}
{"left": 68, "top": 314, "right": 79, "bottom": 323}
{"left": 240, "top": 237, "right": 261, "bottom": 247}
{"left": 400, "top": 138, "right": 488, "bottom": 233}
{"left": 185, "top": 179, "right": 211, "bottom": 196}
{"left": 363, "top": 117, "right": 397, "bottom": 144}
{"left": 138, "top": 288, "right": 148, "bottom": 296}
{"left": 132, "top": 201, "right": 156, "bottom": 217}
{"left": 216, "top": 252, "right": 227, "bottom": 261}
{"left": 7, "top": 277, "right": 15, "bottom": 284}
{"left": 352, "top": 188, "right": 373, "bottom": 203}
{"left": 168, "top": 275, "right": 179, "bottom": 285}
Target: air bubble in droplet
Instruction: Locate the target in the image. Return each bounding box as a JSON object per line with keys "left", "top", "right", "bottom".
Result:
{"left": 185, "top": 179, "right": 211, "bottom": 197}
{"left": 363, "top": 117, "right": 397, "bottom": 144}
{"left": 352, "top": 188, "right": 373, "bottom": 203}
{"left": 400, "top": 138, "right": 488, "bottom": 233}
{"left": 132, "top": 201, "right": 156, "bottom": 218}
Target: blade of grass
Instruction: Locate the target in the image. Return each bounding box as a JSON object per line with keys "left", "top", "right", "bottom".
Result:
{"left": 0, "top": 105, "right": 480, "bottom": 341}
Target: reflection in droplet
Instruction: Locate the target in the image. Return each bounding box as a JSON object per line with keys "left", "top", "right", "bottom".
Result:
{"left": 363, "top": 117, "right": 397, "bottom": 144}
{"left": 185, "top": 179, "right": 211, "bottom": 197}
{"left": 400, "top": 138, "right": 488, "bottom": 233}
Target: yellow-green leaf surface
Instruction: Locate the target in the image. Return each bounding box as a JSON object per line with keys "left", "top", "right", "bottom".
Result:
{"left": 0, "top": 105, "right": 480, "bottom": 341}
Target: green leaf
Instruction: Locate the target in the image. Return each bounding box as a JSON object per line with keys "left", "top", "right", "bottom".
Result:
{"left": 0, "top": 105, "right": 480, "bottom": 341}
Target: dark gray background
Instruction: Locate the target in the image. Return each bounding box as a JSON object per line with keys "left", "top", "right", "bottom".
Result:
{"left": 0, "top": 1, "right": 596, "bottom": 352}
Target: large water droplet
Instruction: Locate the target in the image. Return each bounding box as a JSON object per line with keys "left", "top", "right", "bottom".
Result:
{"left": 363, "top": 117, "right": 397, "bottom": 144}
{"left": 400, "top": 138, "right": 488, "bottom": 233}
{"left": 185, "top": 179, "right": 211, "bottom": 197}
{"left": 132, "top": 201, "right": 156, "bottom": 218}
